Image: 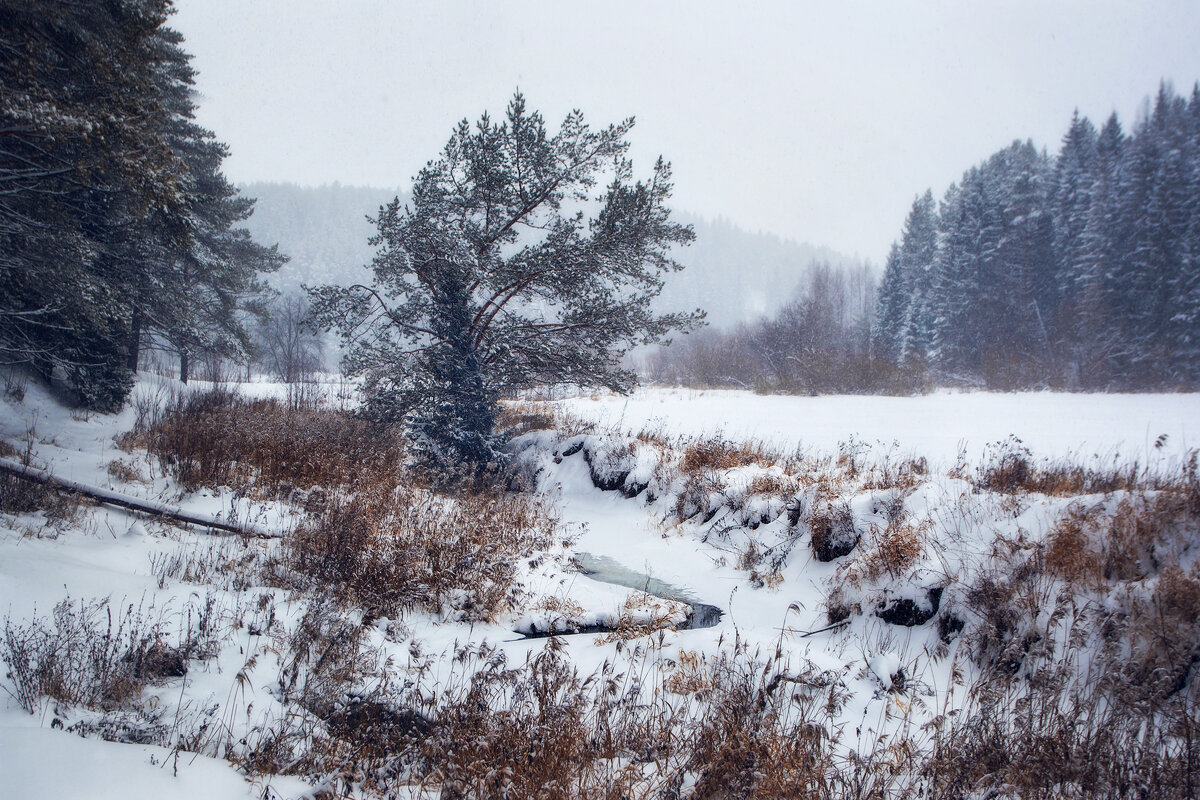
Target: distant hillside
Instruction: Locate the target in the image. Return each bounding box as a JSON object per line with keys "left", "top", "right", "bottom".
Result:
{"left": 241, "top": 182, "right": 868, "bottom": 329}
{"left": 667, "top": 213, "right": 865, "bottom": 327}
{"left": 240, "top": 182, "right": 404, "bottom": 291}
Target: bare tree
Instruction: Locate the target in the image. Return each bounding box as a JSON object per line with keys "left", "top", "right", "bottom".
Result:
{"left": 256, "top": 293, "right": 323, "bottom": 384}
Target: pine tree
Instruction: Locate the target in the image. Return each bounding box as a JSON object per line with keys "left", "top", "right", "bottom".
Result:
{"left": 312, "top": 93, "right": 700, "bottom": 474}
{"left": 403, "top": 269, "right": 503, "bottom": 475}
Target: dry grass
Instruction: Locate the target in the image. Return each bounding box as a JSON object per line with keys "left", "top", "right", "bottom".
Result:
{"left": 106, "top": 458, "right": 145, "bottom": 484}
{"left": 862, "top": 456, "right": 929, "bottom": 491}
{"left": 121, "top": 388, "right": 406, "bottom": 496}
{"left": 810, "top": 501, "right": 859, "bottom": 562}
{"left": 746, "top": 471, "right": 800, "bottom": 498}
{"left": 974, "top": 435, "right": 1163, "bottom": 497}
{"left": 663, "top": 649, "right": 713, "bottom": 696}
{"left": 855, "top": 517, "right": 928, "bottom": 584}
{"left": 678, "top": 435, "right": 775, "bottom": 475}
{"left": 121, "top": 388, "right": 562, "bottom": 623}
{"left": 247, "top": 636, "right": 877, "bottom": 800}
{"left": 927, "top": 562, "right": 1200, "bottom": 799}
{"left": 51, "top": 391, "right": 1200, "bottom": 796}
{"left": 495, "top": 401, "right": 557, "bottom": 437}
{"left": 280, "top": 484, "right": 558, "bottom": 621}
{"left": 1, "top": 597, "right": 218, "bottom": 713}
{"left": 0, "top": 471, "right": 50, "bottom": 514}
{"left": 0, "top": 471, "right": 88, "bottom": 533}
{"left": 591, "top": 592, "right": 684, "bottom": 644}
{"left": 931, "top": 460, "right": 1200, "bottom": 799}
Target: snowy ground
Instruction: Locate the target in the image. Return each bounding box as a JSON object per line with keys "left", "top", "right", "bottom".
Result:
{"left": 554, "top": 387, "right": 1200, "bottom": 466}
{"left": 2, "top": 379, "right": 1195, "bottom": 796}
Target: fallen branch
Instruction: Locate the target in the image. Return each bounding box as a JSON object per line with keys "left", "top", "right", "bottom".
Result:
{"left": 0, "top": 457, "right": 274, "bottom": 538}
{"left": 797, "top": 619, "right": 851, "bottom": 638}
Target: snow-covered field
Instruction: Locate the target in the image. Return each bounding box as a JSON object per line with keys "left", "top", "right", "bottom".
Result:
{"left": 2, "top": 379, "right": 1196, "bottom": 796}
{"left": 555, "top": 387, "right": 1200, "bottom": 466}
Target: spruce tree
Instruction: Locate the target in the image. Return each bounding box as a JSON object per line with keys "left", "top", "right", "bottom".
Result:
{"left": 0, "top": 1, "right": 281, "bottom": 401}
{"left": 1071, "top": 113, "right": 1127, "bottom": 387}
{"left": 896, "top": 190, "right": 938, "bottom": 367}
{"left": 1051, "top": 110, "right": 1098, "bottom": 382}
{"left": 929, "top": 177, "right": 988, "bottom": 381}
{"left": 872, "top": 242, "right": 906, "bottom": 363}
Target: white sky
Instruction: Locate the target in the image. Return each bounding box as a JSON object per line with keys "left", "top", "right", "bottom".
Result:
{"left": 171, "top": 0, "right": 1200, "bottom": 263}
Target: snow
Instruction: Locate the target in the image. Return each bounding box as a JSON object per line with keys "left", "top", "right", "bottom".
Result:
{"left": 3, "top": 377, "right": 1195, "bottom": 795}
{"left": 554, "top": 387, "right": 1200, "bottom": 466}
{"left": 0, "top": 713, "right": 311, "bottom": 800}
{"left": 867, "top": 650, "right": 902, "bottom": 690}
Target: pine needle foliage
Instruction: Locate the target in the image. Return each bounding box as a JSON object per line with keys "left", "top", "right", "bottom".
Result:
{"left": 310, "top": 92, "right": 701, "bottom": 475}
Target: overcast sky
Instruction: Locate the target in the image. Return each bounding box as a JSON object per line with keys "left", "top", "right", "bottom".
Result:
{"left": 171, "top": 1, "right": 1200, "bottom": 263}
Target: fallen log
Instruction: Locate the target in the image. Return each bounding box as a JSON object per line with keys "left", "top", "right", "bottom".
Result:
{"left": 0, "top": 457, "right": 274, "bottom": 538}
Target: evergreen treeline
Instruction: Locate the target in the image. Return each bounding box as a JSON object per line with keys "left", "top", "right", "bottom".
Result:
{"left": 0, "top": 1, "right": 282, "bottom": 409}
{"left": 654, "top": 82, "right": 1200, "bottom": 394}
{"left": 875, "top": 83, "right": 1200, "bottom": 390}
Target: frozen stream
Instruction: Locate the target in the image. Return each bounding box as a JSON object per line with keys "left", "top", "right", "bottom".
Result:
{"left": 575, "top": 552, "right": 724, "bottom": 629}
{"left": 537, "top": 451, "right": 824, "bottom": 644}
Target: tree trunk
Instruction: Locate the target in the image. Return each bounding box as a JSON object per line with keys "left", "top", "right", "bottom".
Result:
{"left": 126, "top": 309, "right": 141, "bottom": 373}
{"left": 0, "top": 458, "right": 272, "bottom": 538}
{"left": 180, "top": 348, "right": 189, "bottom": 383}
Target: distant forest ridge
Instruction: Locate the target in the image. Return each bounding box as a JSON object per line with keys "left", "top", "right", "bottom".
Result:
{"left": 239, "top": 181, "right": 867, "bottom": 330}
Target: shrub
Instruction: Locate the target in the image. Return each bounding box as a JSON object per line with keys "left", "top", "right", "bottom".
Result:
{"left": 122, "top": 389, "right": 405, "bottom": 495}
{"left": 810, "top": 501, "right": 859, "bottom": 561}
{"left": 679, "top": 436, "right": 774, "bottom": 474}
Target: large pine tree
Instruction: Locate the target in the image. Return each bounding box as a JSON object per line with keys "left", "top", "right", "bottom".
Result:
{"left": 312, "top": 93, "right": 700, "bottom": 474}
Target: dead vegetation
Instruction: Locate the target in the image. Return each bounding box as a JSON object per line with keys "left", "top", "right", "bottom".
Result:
{"left": 924, "top": 455, "right": 1200, "bottom": 799}
{"left": 974, "top": 435, "right": 1160, "bottom": 496}
{"left": 843, "top": 515, "right": 928, "bottom": 586}
{"left": 231, "top": 633, "right": 896, "bottom": 800}
{"left": 7, "top": 388, "right": 1200, "bottom": 797}
{"left": 678, "top": 435, "right": 774, "bottom": 474}
{"left": 0, "top": 434, "right": 89, "bottom": 528}
{"left": 122, "top": 388, "right": 563, "bottom": 622}
{"left": 120, "top": 387, "right": 406, "bottom": 496}
{"left": 281, "top": 486, "right": 558, "bottom": 621}
{"left": 1, "top": 596, "right": 219, "bottom": 713}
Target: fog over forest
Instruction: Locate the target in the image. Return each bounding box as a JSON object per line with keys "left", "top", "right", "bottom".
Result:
{"left": 241, "top": 181, "right": 864, "bottom": 331}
